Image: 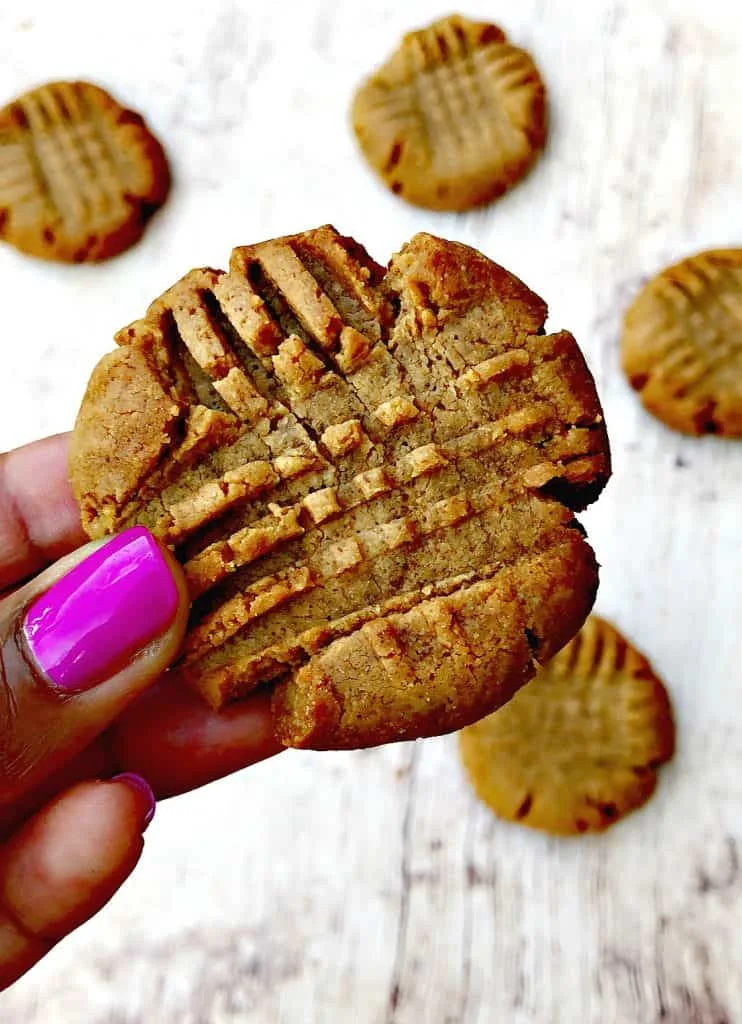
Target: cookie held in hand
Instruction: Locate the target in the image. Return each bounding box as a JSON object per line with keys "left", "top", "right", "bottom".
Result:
{"left": 459, "top": 616, "right": 675, "bottom": 834}
{"left": 70, "top": 227, "right": 610, "bottom": 749}
{"left": 623, "top": 248, "right": 742, "bottom": 436}
{"left": 0, "top": 80, "right": 169, "bottom": 262}
{"left": 352, "top": 14, "right": 547, "bottom": 211}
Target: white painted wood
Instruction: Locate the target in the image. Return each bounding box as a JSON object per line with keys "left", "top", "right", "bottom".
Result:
{"left": 2, "top": 0, "right": 741, "bottom": 1019}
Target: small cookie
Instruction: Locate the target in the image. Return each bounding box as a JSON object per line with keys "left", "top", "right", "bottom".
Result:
{"left": 623, "top": 249, "right": 742, "bottom": 436}
{"left": 70, "top": 226, "right": 610, "bottom": 750}
{"left": 459, "top": 616, "right": 675, "bottom": 834}
{"left": 351, "top": 14, "right": 547, "bottom": 211}
{"left": 0, "top": 80, "right": 170, "bottom": 262}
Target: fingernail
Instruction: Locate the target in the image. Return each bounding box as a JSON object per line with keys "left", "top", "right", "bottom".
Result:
{"left": 111, "top": 773, "right": 156, "bottom": 830}
{"left": 23, "top": 526, "right": 180, "bottom": 693}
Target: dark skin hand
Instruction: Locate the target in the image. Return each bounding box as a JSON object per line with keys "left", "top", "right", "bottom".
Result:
{"left": 0, "top": 433, "right": 282, "bottom": 988}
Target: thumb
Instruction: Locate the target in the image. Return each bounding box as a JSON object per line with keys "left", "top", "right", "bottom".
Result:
{"left": 0, "top": 527, "right": 189, "bottom": 811}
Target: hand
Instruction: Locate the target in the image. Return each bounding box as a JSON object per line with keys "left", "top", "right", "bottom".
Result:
{"left": 0, "top": 433, "right": 282, "bottom": 989}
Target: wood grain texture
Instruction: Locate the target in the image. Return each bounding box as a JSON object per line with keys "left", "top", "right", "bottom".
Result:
{"left": 1, "top": 0, "right": 742, "bottom": 1020}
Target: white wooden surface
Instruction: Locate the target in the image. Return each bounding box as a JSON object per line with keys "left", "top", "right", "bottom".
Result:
{"left": 1, "top": 0, "right": 742, "bottom": 1020}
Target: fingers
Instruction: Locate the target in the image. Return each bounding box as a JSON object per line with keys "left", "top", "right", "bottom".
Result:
{"left": 0, "top": 527, "right": 190, "bottom": 811}
{"left": 0, "top": 434, "right": 85, "bottom": 591}
{"left": 0, "top": 686, "right": 282, "bottom": 836}
{"left": 0, "top": 776, "right": 153, "bottom": 990}
{"left": 111, "top": 681, "right": 283, "bottom": 798}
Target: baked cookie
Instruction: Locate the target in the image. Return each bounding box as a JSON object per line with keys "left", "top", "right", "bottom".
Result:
{"left": 459, "top": 616, "right": 675, "bottom": 834}
{"left": 623, "top": 249, "right": 742, "bottom": 436}
{"left": 70, "top": 227, "right": 610, "bottom": 749}
{"left": 0, "top": 80, "right": 169, "bottom": 262}
{"left": 351, "top": 14, "right": 547, "bottom": 211}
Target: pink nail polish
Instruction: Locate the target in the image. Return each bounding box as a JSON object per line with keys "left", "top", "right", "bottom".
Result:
{"left": 111, "top": 773, "right": 156, "bottom": 830}
{"left": 23, "top": 526, "right": 179, "bottom": 693}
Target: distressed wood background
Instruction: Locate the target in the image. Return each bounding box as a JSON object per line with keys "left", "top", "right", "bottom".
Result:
{"left": 2, "top": 0, "right": 742, "bottom": 1020}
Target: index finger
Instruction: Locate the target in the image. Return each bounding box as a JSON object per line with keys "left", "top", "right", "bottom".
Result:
{"left": 0, "top": 434, "right": 86, "bottom": 590}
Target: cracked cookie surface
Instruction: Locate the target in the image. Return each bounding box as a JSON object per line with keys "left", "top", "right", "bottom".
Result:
{"left": 623, "top": 248, "right": 742, "bottom": 436}
{"left": 0, "top": 80, "right": 169, "bottom": 262}
{"left": 70, "top": 227, "right": 610, "bottom": 749}
{"left": 351, "top": 14, "right": 547, "bottom": 211}
{"left": 459, "top": 616, "right": 675, "bottom": 834}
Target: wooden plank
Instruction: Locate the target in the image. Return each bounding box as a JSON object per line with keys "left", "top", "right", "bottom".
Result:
{"left": 2, "top": 0, "right": 742, "bottom": 1020}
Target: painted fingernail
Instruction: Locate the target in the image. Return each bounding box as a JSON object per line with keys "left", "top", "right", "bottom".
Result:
{"left": 111, "top": 773, "right": 156, "bottom": 830}
{"left": 23, "top": 526, "right": 180, "bottom": 693}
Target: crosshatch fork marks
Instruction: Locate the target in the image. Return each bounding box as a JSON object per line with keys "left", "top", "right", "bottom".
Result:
{"left": 70, "top": 226, "right": 610, "bottom": 747}
{"left": 623, "top": 248, "right": 742, "bottom": 436}
{"left": 0, "top": 80, "right": 169, "bottom": 262}
{"left": 351, "top": 14, "right": 547, "bottom": 211}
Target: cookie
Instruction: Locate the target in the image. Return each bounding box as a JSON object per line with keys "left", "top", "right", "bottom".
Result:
{"left": 622, "top": 249, "right": 742, "bottom": 436}
{"left": 70, "top": 226, "right": 610, "bottom": 750}
{"left": 459, "top": 616, "right": 675, "bottom": 834}
{"left": 351, "top": 14, "right": 547, "bottom": 212}
{"left": 0, "top": 80, "right": 169, "bottom": 262}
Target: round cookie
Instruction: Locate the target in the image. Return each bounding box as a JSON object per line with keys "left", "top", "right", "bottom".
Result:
{"left": 0, "top": 80, "right": 170, "bottom": 262}
{"left": 69, "top": 226, "right": 610, "bottom": 750}
{"left": 459, "top": 616, "right": 675, "bottom": 834}
{"left": 623, "top": 249, "right": 742, "bottom": 436}
{"left": 351, "top": 14, "right": 547, "bottom": 212}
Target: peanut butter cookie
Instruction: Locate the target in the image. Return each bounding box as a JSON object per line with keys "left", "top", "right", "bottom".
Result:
{"left": 0, "top": 80, "right": 169, "bottom": 262}
{"left": 70, "top": 227, "right": 610, "bottom": 749}
{"left": 351, "top": 14, "right": 547, "bottom": 211}
{"left": 459, "top": 616, "right": 675, "bottom": 834}
{"left": 623, "top": 249, "right": 742, "bottom": 435}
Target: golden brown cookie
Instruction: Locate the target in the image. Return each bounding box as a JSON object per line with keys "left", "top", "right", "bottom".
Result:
{"left": 0, "top": 80, "right": 170, "bottom": 262}
{"left": 351, "top": 14, "right": 547, "bottom": 211}
{"left": 70, "top": 226, "right": 610, "bottom": 750}
{"left": 622, "top": 249, "right": 742, "bottom": 436}
{"left": 459, "top": 616, "right": 675, "bottom": 834}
